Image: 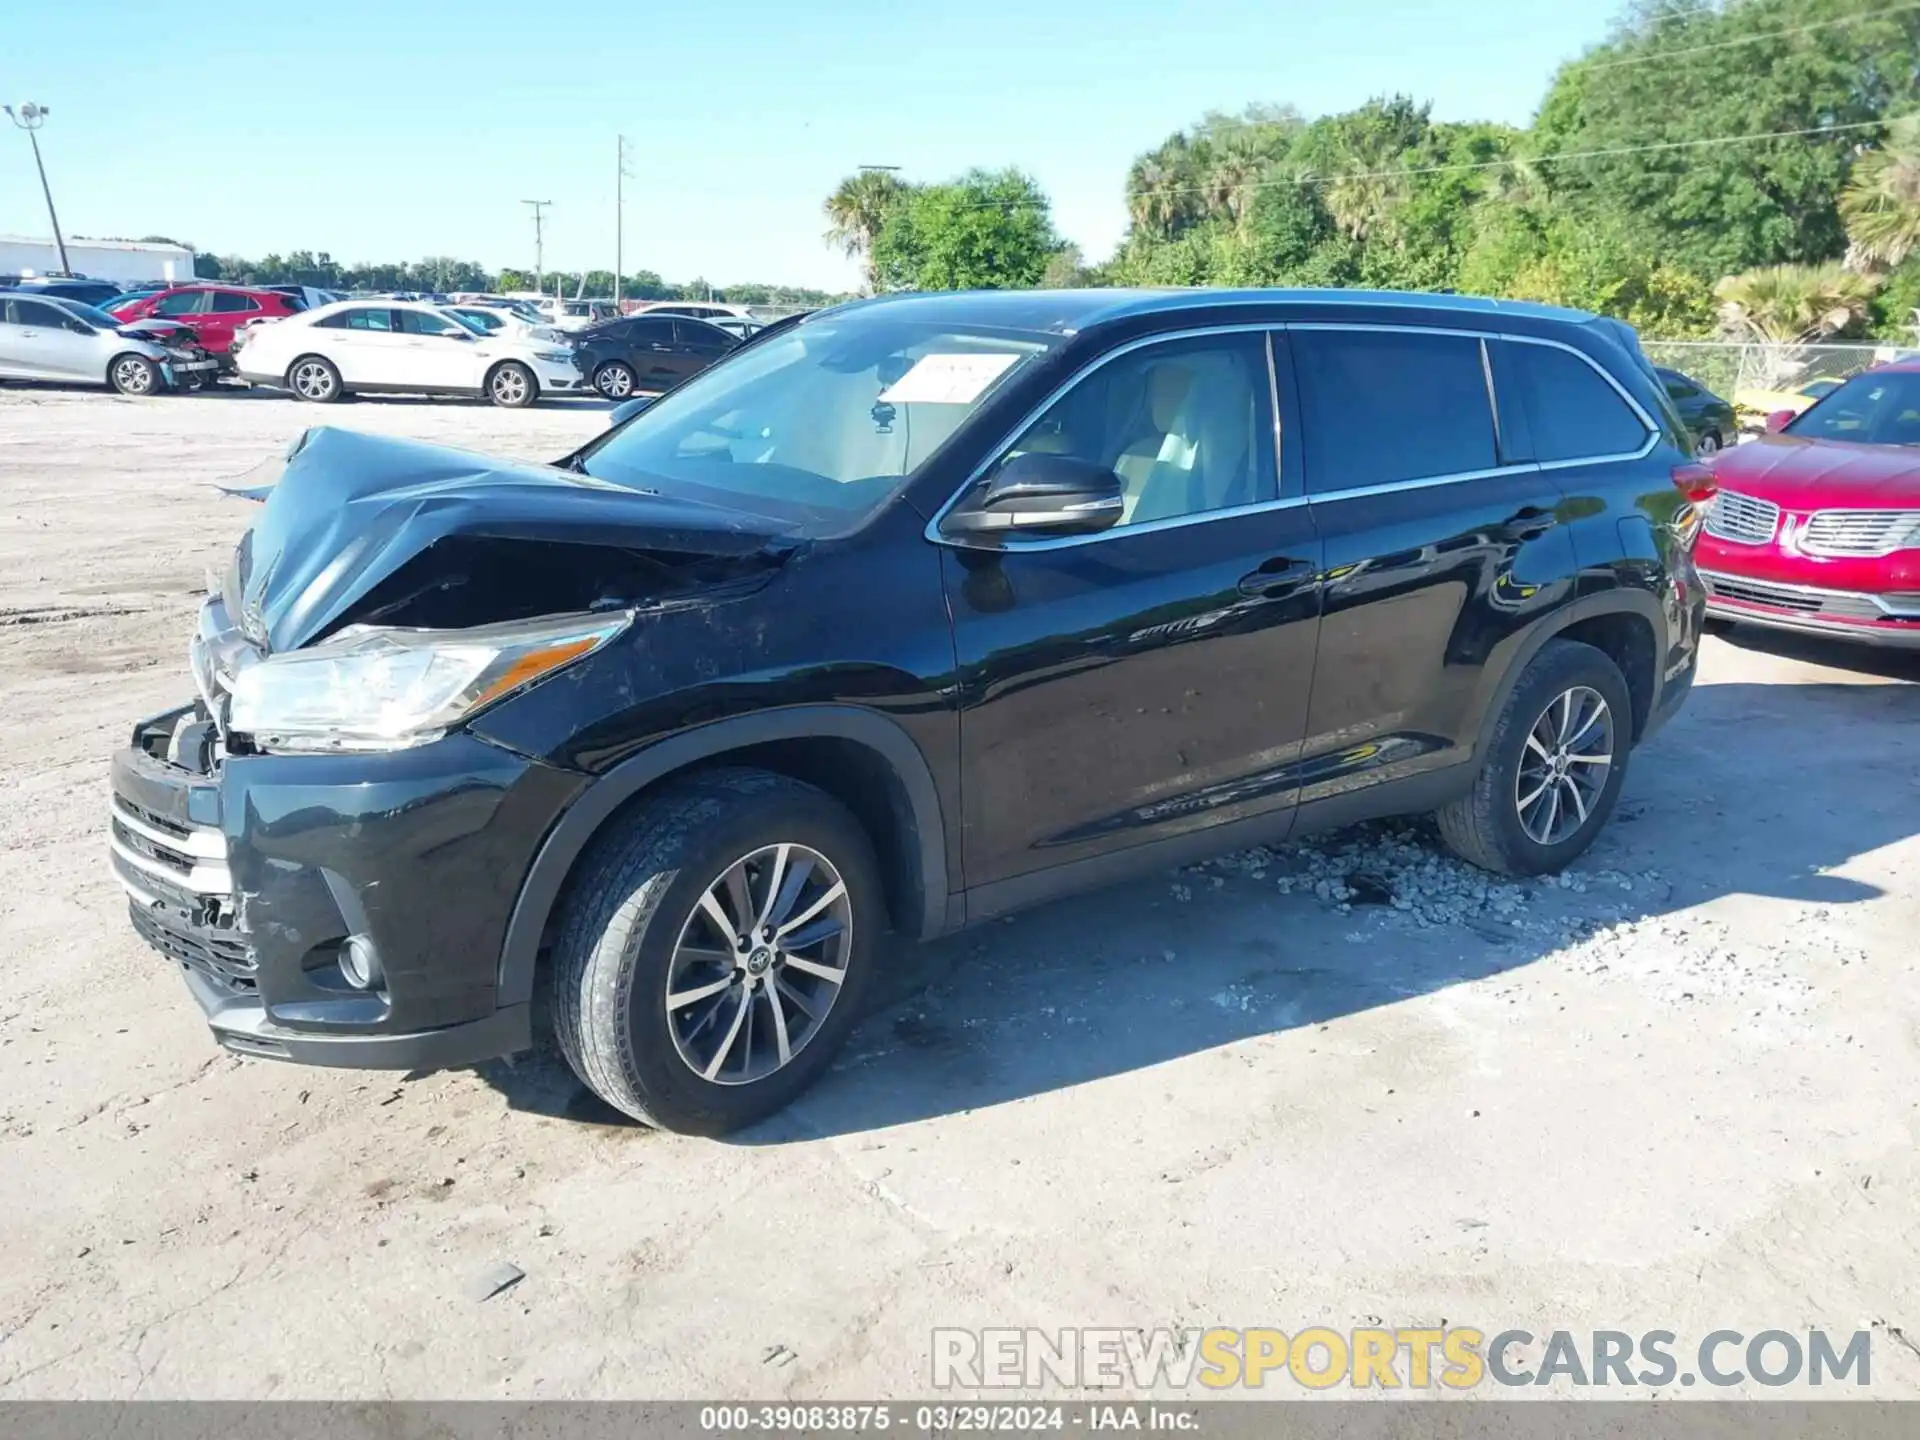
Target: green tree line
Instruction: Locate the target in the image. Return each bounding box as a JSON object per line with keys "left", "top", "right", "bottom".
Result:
{"left": 822, "top": 0, "right": 1920, "bottom": 342}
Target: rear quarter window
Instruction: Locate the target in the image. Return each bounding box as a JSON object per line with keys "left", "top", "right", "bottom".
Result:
{"left": 1502, "top": 341, "right": 1651, "bottom": 462}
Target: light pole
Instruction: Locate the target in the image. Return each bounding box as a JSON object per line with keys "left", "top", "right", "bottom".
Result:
{"left": 5, "top": 102, "right": 70, "bottom": 276}
{"left": 521, "top": 199, "right": 551, "bottom": 294}
{"left": 615, "top": 135, "right": 632, "bottom": 308}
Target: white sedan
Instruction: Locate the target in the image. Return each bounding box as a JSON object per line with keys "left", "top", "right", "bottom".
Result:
{"left": 232, "top": 300, "right": 586, "bottom": 407}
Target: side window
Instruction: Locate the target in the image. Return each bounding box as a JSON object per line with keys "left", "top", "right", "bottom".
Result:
{"left": 152, "top": 291, "right": 205, "bottom": 317}
{"left": 1292, "top": 329, "right": 1496, "bottom": 494}
{"left": 998, "top": 332, "right": 1276, "bottom": 529}
{"left": 1503, "top": 342, "right": 1651, "bottom": 462}
{"left": 210, "top": 292, "right": 260, "bottom": 314}
{"left": 629, "top": 319, "right": 674, "bottom": 345}
{"left": 344, "top": 308, "right": 396, "bottom": 333}
{"left": 399, "top": 308, "right": 461, "bottom": 336}
{"left": 10, "top": 299, "right": 65, "bottom": 327}
{"left": 1662, "top": 373, "right": 1699, "bottom": 400}
{"left": 314, "top": 311, "right": 350, "bottom": 329}
{"left": 675, "top": 319, "right": 730, "bottom": 349}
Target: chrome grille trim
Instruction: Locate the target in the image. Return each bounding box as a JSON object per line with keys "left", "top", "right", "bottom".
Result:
{"left": 110, "top": 796, "right": 226, "bottom": 860}
{"left": 109, "top": 835, "right": 234, "bottom": 896}
{"left": 1704, "top": 491, "right": 1779, "bottom": 546}
{"left": 1800, "top": 509, "right": 1918, "bottom": 559}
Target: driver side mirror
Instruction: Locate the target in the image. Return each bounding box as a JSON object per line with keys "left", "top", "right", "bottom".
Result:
{"left": 1764, "top": 409, "right": 1795, "bottom": 434}
{"left": 941, "top": 452, "right": 1125, "bottom": 541}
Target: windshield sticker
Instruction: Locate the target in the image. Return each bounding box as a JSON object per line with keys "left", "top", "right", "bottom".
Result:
{"left": 879, "top": 352, "right": 1020, "bottom": 404}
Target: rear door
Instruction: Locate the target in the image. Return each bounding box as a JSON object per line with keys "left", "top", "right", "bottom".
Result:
{"left": 199, "top": 290, "right": 265, "bottom": 354}
{"left": 1285, "top": 323, "right": 1576, "bottom": 805}
{"left": 671, "top": 318, "right": 734, "bottom": 382}
{"left": 325, "top": 306, "right": 406, "bottom": 384}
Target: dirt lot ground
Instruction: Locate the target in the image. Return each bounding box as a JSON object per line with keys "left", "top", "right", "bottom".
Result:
{"left": 1, "top": 385, "right": 1916, "bottom": 1400}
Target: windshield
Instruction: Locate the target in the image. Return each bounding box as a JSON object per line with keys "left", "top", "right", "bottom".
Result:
{"left": 1787, "top": 371, "right": 1920, "bottom": 446}
{"left": 581, "top": 314, "right": 1056, "bottom": 528}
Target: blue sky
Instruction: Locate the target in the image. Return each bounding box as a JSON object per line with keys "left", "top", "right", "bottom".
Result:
{"left": 4, "top": 1, "right": 1622, "bottom": 290}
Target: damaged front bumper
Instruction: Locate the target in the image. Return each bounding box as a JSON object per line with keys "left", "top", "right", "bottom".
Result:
{"left": 110, "top": 701, "right": 586, "bottom": 1071}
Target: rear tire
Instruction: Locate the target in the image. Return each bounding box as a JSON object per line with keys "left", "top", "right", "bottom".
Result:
{"left": 1436, "top": 639, "right": 1633, "bottom": 876}
{"left": 109, "top": 354, "right": 159, "bottom": 396}
{"left": 549, "top": 768, "right": 884, "bottom": 1135}
{"left": 1695, "top": 430, "right": 1723, "bottom": 457}
{"left": 487, "top": 360, "right": 537, "bottom": 408}
{"left": 287, "top": 355, "right": 342, "bottom": 403}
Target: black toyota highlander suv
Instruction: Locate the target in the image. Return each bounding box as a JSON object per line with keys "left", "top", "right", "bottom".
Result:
{"left": 110, "top": 288, "right": 1710, "bottom": 1134}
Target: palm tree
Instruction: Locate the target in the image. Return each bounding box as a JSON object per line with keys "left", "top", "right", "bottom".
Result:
{"left": 1839, "top": 116, "right": 1920, "bottom": 271}
{"left": 1125, "top": 155, "right": 1176, "bottom": 237}
{"left": 1713, "top": 262, "right": 1880, "bottom": 384}
{"left": 1205, "top": 132, "right": 1268, "bottom": 229}
{"left": 823, "top": 172, "right": 906, "bottom": 292}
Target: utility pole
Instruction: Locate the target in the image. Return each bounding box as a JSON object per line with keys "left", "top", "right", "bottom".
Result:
{"left": 521, "top": 199, "right": 551, "bottom": 294}
{"left": 5, "top": 103, "right": 70, "bottom": 275}
{"left": 615, "top": 135, "right": 633, "bottom": 309}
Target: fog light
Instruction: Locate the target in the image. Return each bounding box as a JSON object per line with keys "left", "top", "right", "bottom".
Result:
{"left": 340, "top": 935, "right": 383, "bottom": 990}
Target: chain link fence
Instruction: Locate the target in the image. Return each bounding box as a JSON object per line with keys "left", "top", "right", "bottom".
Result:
{"left": 1640, "top": 340, "right": 1920, "bottom": 431}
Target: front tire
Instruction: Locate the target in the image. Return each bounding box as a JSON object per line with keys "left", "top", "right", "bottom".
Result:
{"left": 287, "top": 355, "right": 342, "bottom": 403}
{"left": 488, "top": 361, "right": 537, "bottom": 408}
{"left": 109, "top": 354, "right": 159, "bottom": 396}
{"left": 593, "top": 360, "right": 637, "bottom": 399}
{"left": 1695, "top": 430, "right": 1722, "bottom": 458}
{"left": 1436, "top": 639, "right": 1633, "bottom": 876}
{"left": 549, "top": 768, "right": 884, "bottom": 1135}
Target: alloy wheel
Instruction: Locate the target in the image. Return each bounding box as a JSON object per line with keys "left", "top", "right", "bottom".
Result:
{"left": 492, "top": 366, "right": 530, "bottom": 405}
{"left": 664, "top": 842, "right": 853, "bottom": 1086}
{"left": 113, "top": 357, "right": 153, "bottom": 394}
{"left": 1515, "top": 685, "right": 1614, "bottom": 847}
{"left": 1695, "top": 432, "right": 1721, "bottom": 457}
{"left": 291, "top": 361, "right": 334, "bottom": 400}
{"left": 596, "top": 363, "right": 634, "bottom": 399}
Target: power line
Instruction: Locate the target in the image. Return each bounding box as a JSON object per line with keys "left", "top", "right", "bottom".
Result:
{"left": 1583, "top": 0, "right": 1920, "bottom": 71}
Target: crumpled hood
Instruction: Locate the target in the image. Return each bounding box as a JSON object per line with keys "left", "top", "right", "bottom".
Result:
{"left": 231, "top": 426, "right": 797, "bottom": 653}
{"left": 1711, "top": 435, "right": 1920, "bottom": 509}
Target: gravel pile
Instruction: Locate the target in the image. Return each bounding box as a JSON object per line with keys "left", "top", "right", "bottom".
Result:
{"left": 1175, "top": 821, "right": 1831, "bottom": 1025}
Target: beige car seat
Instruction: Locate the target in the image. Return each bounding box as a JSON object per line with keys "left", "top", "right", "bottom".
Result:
{"left": 1111, "top": 358, "right": 1257, "bottom": 524}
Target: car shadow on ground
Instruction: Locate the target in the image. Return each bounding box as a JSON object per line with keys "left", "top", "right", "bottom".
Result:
{"left": 478, "top": 668, "right": 1919, "bottom": 1139}
{"left": 1710, "top": 620, "right": 1920, "bottom": 683}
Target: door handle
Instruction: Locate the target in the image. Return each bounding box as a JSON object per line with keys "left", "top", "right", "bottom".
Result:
{"left": 1237, "top": 556, "right": 1315, "bottom": 598}
{"left": 1500, "top": 506, "right": 1558, "bottom": 541}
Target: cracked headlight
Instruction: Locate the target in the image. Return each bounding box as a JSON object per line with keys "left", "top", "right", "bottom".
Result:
{"left": 228, "top": 611, "right": 630, "bottom": 753}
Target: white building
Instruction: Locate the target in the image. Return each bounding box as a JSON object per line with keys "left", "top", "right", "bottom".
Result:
{"left": 0, "top": 235, "right": 196, "bottom": 284}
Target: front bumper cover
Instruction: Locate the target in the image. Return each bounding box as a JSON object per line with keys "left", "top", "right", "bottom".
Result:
{"left": 111, "top": 703, "right": 586, "bottom": 1071}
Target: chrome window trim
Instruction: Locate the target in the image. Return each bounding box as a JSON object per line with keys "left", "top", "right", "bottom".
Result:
{"left": 923, "top": 317, "right": 1665, "bottom": 551}
{"left": 1264, "top": 330, "right": 1286, "bottom": 493}
{"left": 1479, "top": 337, "right": 1505, "bottom": 460}
{"left": 924, "top": 323, "right": 1297, "bottom": 553}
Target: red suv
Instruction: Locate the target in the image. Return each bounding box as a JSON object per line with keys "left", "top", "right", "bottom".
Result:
{"left": 107, "top": 285, "right": 304, "bottom": 367}
{"left": 1697, "top": 361, "right": 1920, "bottom": 646}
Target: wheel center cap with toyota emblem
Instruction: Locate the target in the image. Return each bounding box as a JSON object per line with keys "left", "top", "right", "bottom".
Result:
{"left": 745, "top": 947, "right": 774, "bottom": 977}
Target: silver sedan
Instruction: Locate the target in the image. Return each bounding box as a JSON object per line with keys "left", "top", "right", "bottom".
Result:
{"left": 0, "top": 293, "right": 211, "bottom": 395}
